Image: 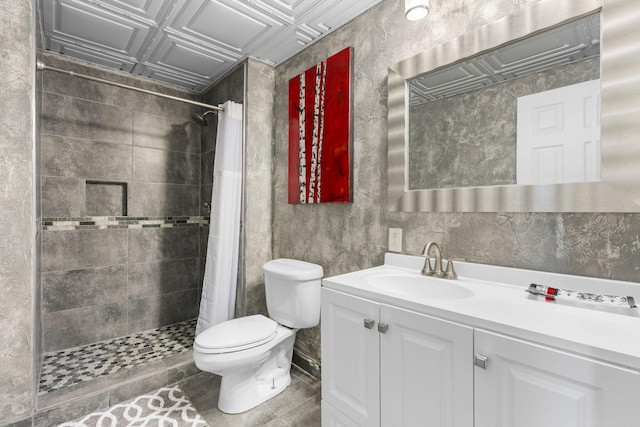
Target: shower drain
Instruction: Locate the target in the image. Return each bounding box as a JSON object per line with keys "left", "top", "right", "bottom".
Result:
{"left": 138, "top": 346, "right": 154, "bottom": 355}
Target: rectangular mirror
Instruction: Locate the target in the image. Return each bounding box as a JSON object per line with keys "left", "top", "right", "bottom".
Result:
{"left": 408, "top": 14, "right": 600, "bottom": 190}
{"left": 388, "top": 0, "right": 640, "bottom": 212}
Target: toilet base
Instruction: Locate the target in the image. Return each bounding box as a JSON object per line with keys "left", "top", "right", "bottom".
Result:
{"left": 217, "top": 334, "right": 296, "bottom": 414}
{"left": 218, "top": 368, "right": 292, "bottom": 414}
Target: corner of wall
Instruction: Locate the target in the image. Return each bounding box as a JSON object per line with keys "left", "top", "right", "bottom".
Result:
{"left": 243, "top": 59, "right": 276, "bottom": 316}
{"left": 0, "top": 0, "right": 37, "bottom": 423}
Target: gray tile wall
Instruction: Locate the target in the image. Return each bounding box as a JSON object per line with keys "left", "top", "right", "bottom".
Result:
{"left": 0, "top": 1, "right": 36, "bottom": 423}
{"left": 271, "top": 0, "right": 640, "bottom": 369}
{"left": 39, "top": 53, "right": 203, "bottom": 353}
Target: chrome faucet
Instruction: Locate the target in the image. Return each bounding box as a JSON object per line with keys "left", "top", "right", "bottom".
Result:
{"left": 421, "top": 241, "right": 457, "bottom": 279}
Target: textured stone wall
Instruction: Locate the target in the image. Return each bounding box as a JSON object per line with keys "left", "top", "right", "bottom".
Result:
{"left": 272, "top": 0, "right": 638, "bottom": 368}
{"left": 199, "top": 58, "right": 275, "bottom": 320}
{"left": 0, "top": 0, "right": 35, "bottom": 423}
{"left": 243, "top": 59, "right": 275, "bottom": 317}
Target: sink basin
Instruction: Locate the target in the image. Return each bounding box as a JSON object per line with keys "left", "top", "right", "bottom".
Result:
{"left": 365, "top": 273, "right": 473, "bottom": 299}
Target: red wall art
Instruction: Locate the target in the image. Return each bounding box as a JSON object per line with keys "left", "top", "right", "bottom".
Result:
{"left": 288, "top": 47, "right": 352, "bottom": 204}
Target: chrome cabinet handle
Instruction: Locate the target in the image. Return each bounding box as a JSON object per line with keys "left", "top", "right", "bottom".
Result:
{"left": 364, "top": 319, "right": 375, "bottom": 329}
{"left": 474, "top": 354, "right": 489, "bottom": 369}
{"left": 377, "top": 323, "right": 389, "bottom": 333}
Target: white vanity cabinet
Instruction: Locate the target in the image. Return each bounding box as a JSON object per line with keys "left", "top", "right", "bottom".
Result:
{"left": 474, "top": 329, "right": 640, "bottom": 427}
{"left": 321, "top": 288, "right": 380, "bottom": 426}
{"left": 321, "top": 287, "right": 474, "bottom": 427}
{"left": 322, "top": 286, "right": 640, "bottom": 427}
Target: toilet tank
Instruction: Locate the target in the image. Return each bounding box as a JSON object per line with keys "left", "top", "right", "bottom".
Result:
{"left": 263, "top": 258, "right": 323, "bottom": 329}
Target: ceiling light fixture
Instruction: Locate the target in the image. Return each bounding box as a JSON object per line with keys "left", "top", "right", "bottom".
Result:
{"left": 405, "top": 0, "right": 430, "bottom": 21}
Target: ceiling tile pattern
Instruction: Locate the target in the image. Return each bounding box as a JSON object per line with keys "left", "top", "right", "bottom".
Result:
{"left": 39, "top": 0, "right": 381, "bottom": 92}
{"left": 409, "top": 13, "right": 601, "bottom": 106}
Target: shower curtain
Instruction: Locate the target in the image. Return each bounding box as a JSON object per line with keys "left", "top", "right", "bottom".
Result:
{"left": 196, "top": 100, "right": 243, "bottom": 336}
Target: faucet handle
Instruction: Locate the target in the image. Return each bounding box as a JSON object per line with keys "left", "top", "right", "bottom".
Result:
{"left": 422, "top": 258, "right": 435, "bottom": 276}
{"left": 444, "top": 261, "right": 458, "bottom": 280}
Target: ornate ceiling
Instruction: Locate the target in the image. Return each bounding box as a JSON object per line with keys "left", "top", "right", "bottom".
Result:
{"left": 38, "top": 0, "right": 381, "bottom": 92}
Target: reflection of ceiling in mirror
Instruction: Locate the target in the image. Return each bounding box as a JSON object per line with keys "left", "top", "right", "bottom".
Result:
{"left": 408, "top": 13, "right": 600, "bottom": 107}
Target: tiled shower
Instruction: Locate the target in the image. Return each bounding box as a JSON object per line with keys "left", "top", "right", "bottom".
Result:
{"left": 7, "top": 35, "right": 276, "bottom": 421}
{"left": 33, "top": 52, "right": 249, "bottom": 420}
{"left": 39, "top": 52, "right": 204, "bottom": 353}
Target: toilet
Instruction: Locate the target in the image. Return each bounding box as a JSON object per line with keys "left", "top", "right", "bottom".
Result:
{"left": 193, "top": 258, "right": 323, "bottom": 414}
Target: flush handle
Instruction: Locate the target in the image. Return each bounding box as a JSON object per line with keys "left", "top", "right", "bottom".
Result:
{"left": 364, "top": 319, "right": 375, "bottom": 329}
{"left": 474, "top": 354, "right": 489, "bottom": 370}
{"left": 377, "top": 323, "right": 389, "bottom": 333}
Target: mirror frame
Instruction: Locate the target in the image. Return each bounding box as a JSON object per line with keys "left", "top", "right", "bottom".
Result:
{"left": 388, "top": 0, "right": 640, "bottom": 212}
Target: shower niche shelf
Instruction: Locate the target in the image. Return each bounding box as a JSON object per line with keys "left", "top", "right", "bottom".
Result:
{"left": 86, "top": 180, "right": 127, "bottom": 216}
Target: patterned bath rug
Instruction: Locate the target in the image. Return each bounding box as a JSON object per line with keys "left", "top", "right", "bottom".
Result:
{"left": 59, "top": 386, "right": 209, "bottom": 427}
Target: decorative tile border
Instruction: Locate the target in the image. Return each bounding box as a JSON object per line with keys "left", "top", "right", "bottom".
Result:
{"left": 40, "top": 216, "right": 210, "bottom": 231}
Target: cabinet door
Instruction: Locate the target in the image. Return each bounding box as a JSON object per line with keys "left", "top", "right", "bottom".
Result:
{"left": 322, "top": 401, "right": 362, "bottom": 427}
{"left": 475, "top": 329, "right": 640, "bottom": 427}
{"left": 380, "top": 304, "right": 474, "bottom": 427}
{"left": 321, "top": 288, "right": 380, "bottom": 426}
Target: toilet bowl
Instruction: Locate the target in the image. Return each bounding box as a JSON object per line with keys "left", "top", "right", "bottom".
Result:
{"left": 193, "top": 258, "right": 323, "bottom": 414}
{"left": 193, "top": 314, "right": 296, "bottom": 414}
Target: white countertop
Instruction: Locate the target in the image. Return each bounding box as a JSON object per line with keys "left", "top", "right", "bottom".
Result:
{"left": 322, "top": 253, "right": 640, "bottom": 370}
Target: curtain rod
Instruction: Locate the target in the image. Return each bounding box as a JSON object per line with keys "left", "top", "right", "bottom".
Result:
{"left": 36, "top": 60, "right": 224, "bottom": 112}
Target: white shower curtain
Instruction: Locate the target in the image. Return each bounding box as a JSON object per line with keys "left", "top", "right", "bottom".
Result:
{"left": 196, "top": 100, "right": 243, "bottom": 336}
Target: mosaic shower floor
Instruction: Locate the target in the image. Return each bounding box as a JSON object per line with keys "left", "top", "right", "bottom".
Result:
{"left": 39, "top": 319, "right": 197, "bottom": 394}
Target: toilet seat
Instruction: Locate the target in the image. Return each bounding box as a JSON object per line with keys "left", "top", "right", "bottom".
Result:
{"left": 195, "top": 314, "right": 278, "bottom": 354}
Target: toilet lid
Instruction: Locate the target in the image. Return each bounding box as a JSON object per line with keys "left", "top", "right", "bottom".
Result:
{"left": 195, "top": 314, "right": 278, "bottom": 353}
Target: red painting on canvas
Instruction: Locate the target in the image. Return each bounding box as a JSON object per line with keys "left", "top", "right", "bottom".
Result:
{"left": 288, "top": 47, "right": 352, "bottom": 204}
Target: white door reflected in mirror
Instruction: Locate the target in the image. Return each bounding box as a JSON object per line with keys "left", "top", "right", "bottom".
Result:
{"left": 517, "top": 79, "right": 601, "bottom": 185}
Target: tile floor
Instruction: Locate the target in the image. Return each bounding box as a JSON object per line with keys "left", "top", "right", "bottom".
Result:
{"left": 38, "top": 318, "right": 321, "bottom": 426}
{"left": 182, "top": 368, "right": 321, "bottom": 427}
